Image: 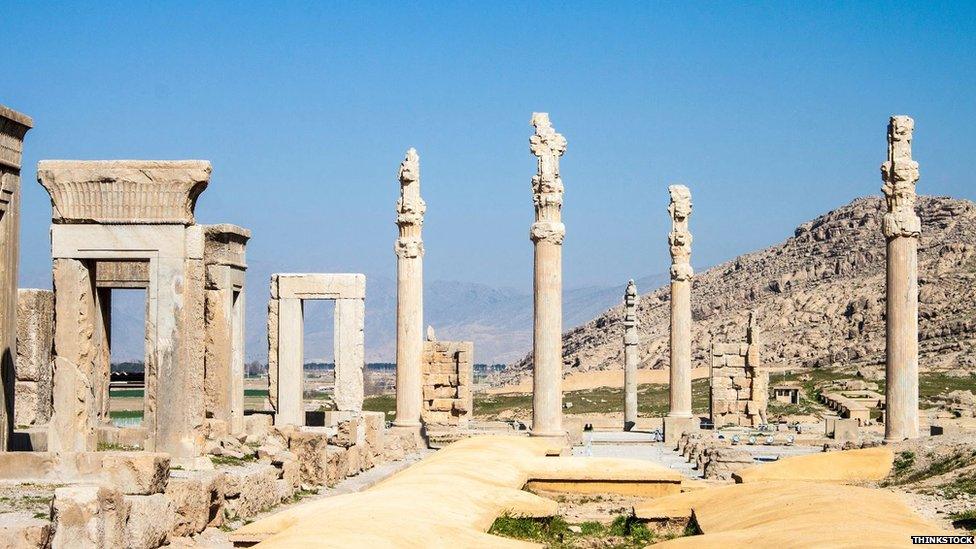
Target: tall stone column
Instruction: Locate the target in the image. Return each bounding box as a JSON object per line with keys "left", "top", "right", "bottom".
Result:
{"left": 664, "top": 184, "right": 697, "bottom": 444}
{"left": 529, "top": 113, "right": 567, "bottom": 439}
{"left": 623, "top": 280, "right": 639, "bottom": 431}
{"left": 393, "top": 148, "right": 425, "bottom": 430}
{"left": 881, "top": 115, "right": 920, "bottom": 443}
{"left": 0, "top": 106, "right": 32, "bottom": 450}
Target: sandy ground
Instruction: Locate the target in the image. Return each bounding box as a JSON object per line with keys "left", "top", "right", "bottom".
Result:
{"left": 487, "top": 367, "right": 710, "bottom": 395}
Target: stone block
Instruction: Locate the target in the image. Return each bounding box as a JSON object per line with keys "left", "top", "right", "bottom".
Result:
{"left": 325, "top": 445, "right": 348, "bottom": 487}
{"left": 78, "top": 452, "right": 170, "bottom": 495}
{"left": 165, "top": 470, "right": 224, "bottom": 537}
{"left": 0, "top": 512, "right": 52, "bottom": 549}
{"left": 288, "top": 430, "right": 332, "bottom": 485}
{"left": 663, "top": 416, "right": 700, "bottom": 446}
{"left": 361, "top": 411, "right": 385, "bottom": 459}
{"left": 429, "top": 399, "right": 454, "bottom": 412}
{"left": 124, "top": 494, "right": 174, "bottom": 549}
{"left": 51, "top": 485, "right": 129, "bottom": 549}
{"left": 329, "top": 418, "right": 363, "bottom": 448}
{"left": 222, "top": 464, "right": 281, "bottom": 520}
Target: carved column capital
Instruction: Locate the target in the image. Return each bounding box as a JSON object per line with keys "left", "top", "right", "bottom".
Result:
{"left": 396, "top": 148, "right": 425, "bottom": 256}
{"left": 668, "top": 185, "right": 693, "bottom": 281}
{"left": 881, "top": 116, "right": 920, "bottom": 239}
{"left": 530, "top": 113, "right": 567, "bottom": 245}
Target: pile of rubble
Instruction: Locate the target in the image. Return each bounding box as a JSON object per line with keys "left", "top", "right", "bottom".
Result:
{"left": 0, "top": 412, "right": 422, "bottom": 548}
{"left": 676, "top": 433, "right": 755, "bottom": 480}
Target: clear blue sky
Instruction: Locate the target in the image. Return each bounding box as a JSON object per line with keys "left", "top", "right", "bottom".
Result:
{"left": 5, "top": 2, "right": 975, "bottom": 293}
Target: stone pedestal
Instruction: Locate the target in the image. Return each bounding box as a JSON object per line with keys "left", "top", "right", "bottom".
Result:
{"left": 881, "top": 116, "right": 921, "bottom": 443}
{"left": 622, "top": 280, "right": 638, "bottom": 431}
{"left": 528, "top": 113, "right": 568, "bottom": 439}
{"left": 663, "top": 416, "right": 698, "bottom": 446}
{"left": 393, "top": 149, "right": 425, "bottom": 430}
{"left": 666, "top": 185, "right": 694, "bottom": 428}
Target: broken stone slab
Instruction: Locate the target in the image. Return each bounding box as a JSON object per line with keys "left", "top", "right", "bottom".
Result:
{"left": 221, "top": 464, "right": 283, "bottom": 520}
{"left": 0, "top": 512, "right": 52, "bottom": 549}
{"left": 0, "top": 451, "right": 169, "bottom": 495}
{"left": 51, "top": 485, "right": 129, "bottom": 548}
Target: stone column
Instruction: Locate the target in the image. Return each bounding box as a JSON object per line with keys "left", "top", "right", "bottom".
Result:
{"left": 881, "top": 115, "right": 920, "bottom": 443}
{"left": 0, "top": 105, "right": 32, "bottom": 450}
{"left": 275, "top": 297, "right": 304, "bottom": 426}
{"left": 393, "top": 149, "right": 425, "bottom": 430}
{"left": 623, "top": 280, "right": 639, "bottom": 431}
{"left": 664, "top": 184, "right": 697, "bottom": 444}
{"left": 529, "top": 113, "right": 567, "bottom": 439}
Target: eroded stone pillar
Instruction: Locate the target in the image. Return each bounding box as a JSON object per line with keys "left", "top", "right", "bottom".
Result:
{"left": 623, "top": 280, "right": 638, "bottom": 431}
{"left": 664, "top": 184, "right": 697, "bottom": 444}
{"left": 275, "top": 298, "right": 304, "bottom": 426}
{"left": 393, "top": 149, "right": 425, "bottom": 430}
{"left": 49, "top": 258, "right": 99, "bottom": 452}
{"left": 0, "top": 105, "right": 32, "bottom": 449}
{"left": 529, "top": 113, "right": 567, "bottom": 439}
{"left": 15, "top": 289, "right": 54, "bottom": 426}
{"left": 334, "top": 298, "right": 364, "bottom": 412}
{"left": 881, "top": 115, "right": 920, "bottom": 443}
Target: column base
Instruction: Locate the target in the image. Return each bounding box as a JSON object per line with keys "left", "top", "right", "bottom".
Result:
{"left": 529, "top": 430, "right": 568, "bottom": 456}
{"left": 663, "top": 416, "right": 699, "bottom": 446}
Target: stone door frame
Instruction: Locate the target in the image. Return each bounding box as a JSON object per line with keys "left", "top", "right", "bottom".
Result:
{"left": 49, "top": 224, "right": 197, "bottom": 454}
{"left": 269, "top": 274, "right": 365, "bottom": 426}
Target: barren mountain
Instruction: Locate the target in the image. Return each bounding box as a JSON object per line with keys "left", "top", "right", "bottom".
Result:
{"left": 502, "top": 195, "right": 976, "bottom": 383}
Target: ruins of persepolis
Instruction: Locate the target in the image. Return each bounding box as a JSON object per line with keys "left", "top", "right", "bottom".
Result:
{"left": 267, "top": 273, "right": 366, "bottom": 426}
{"left": 881, "top": 115, "right": 921, "bottom": 442}
{"left": 0, "top": 106, "right": 32, "bottom": 450}
{"left": 622, "top": 279, "right": 638, "bottom": 431}
{"left": 529, "top": 113, "right": 567, "bottom": 439}
{"left": 664, "top": 184, "right": 697, "bottom": 443}
{"left": 393, "top": 148, "right": 425, "bottom": 430}
{"left": 36, "top": 160, "right": 250, "bottom": 458}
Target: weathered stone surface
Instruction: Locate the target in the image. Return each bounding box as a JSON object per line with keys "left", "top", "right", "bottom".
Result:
{"left": 333, "top": 298, "right": 364, "bottom": 412}
{"left": 124, "top": 494, "right": 174, "bottom": 549}
{"left": 287, "top": 431, "right": 332, "bottom": 485}
{"left": 222, "top": 464, "right": 281, "bottom": 519}
{"left": 0, "top": 512, "right": 51, "bottom": 549}
{"left": 165, "top": 470, "right": 224, "bottom": 537}
{"left": 665, "top": 184, "right": 694, "bottom": 444}
{"left": 51, "top": 485, "right": 129, "bottom": 548}
{"left": 421, "top": 341, "right": 473, "bottom": 428}
{"left": 710, "top": 315, "right": 768, "bottom": 428}
{"left": 37, "top": 160, "right": 211, "bottom": 224}
{"left": 88, "top": 452, "right": 170, "bottom": 495}
{"left": 14, "top": 289, "right": 54, "bottom": 426}
{"left": 0, "top": 105, "right": 32, "bottom": 452}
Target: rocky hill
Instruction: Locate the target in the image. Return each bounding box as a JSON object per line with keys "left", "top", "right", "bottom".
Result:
{"left": 501, "top": 196, "right": 976, "bottom": 383}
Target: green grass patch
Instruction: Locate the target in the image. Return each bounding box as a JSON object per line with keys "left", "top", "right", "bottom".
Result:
{"left": 951, "top": 509, "right": 976, "bottom": 533}
{"left": 244, "top": 389, "right": 269, "bottom": 397}
{"left": 893, "top": 451, "right": 916, "bottom": 475}
{"left": 210, "top": 454, "right": 257, "bottom": 467}
{"left": 885, "top": 449, "right": 976, "bottom": 486}
{"left": 488, "top": 513, "right": 661, "bottom": 547}
{"left": 109, "top": 389, "right": 144, "bottom": 398}
{"left": 109, "top": 410, "right": 144, "bottom": 419}
{"left": 919, "top": 372, "right": 976, "bottom": 409}
{"left": 97, "top": 442, "right": 140, "bottom": 452}
{"left": 363, "top": 394, "right": 396, "bottom": 417}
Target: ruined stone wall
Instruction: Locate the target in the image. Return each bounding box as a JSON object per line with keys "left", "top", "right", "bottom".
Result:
{"left": 421, "top": 341, "right": 473, "bottom": 427}
{"left": 710, "top": 325, "right": 768, "bottom": 428}
{"left": 15, "top": 289, "right": 54, "bottom": 426}
{"left": 0, "top": 106, "right": 32, "bottom": 449}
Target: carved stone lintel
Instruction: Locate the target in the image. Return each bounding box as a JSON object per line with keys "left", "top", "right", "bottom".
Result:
{"left": 880, "top": 116, "right": 920, "bottom": 240}
{"left": 668, "top": 185, "right": 693, "bottom": 281}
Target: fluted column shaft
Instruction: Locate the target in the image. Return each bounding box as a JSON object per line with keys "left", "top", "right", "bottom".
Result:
{"left": 882, "top": 116, "right": 920, "bottom": 442}
{"left": 394, "top": 149, "right": 425, "bottom": 429}
{"left": 667, "top": 185, "right": 693, "bottom": 419}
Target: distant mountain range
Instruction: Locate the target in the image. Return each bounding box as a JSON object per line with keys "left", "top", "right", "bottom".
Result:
{"left": 104, "top": 269, "right": 669, "bottom": 365}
